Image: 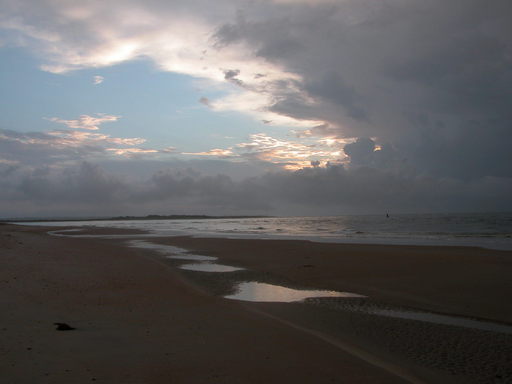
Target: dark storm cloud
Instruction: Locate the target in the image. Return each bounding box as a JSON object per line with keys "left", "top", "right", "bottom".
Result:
{"left": 343, "top": 138, "right": 375, "bottom": 166}
{"left": 214, "top": 0, "right": 512, "bottom": 180}
{"left": 0, "top": 162, "right": 272, "bottom": 217}
{"left": 19, "top": 162, "right": 127, "bottom": 204}
{"left": 2, "top": 160, "right": 511, "bottom": 218}
{"left": 223, "top": 69, "right": 240, "bottom": 80}
{"left": 304, "top": 73, "right": 368, "bottom": 121}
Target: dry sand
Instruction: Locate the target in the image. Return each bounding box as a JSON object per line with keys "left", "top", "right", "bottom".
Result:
{"left": 1, "top": 224, "right": 511, "bottom": 383}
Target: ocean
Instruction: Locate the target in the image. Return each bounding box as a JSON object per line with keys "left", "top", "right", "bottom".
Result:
{"left": 18, "top": 212, "right": 512, "bottom": 250}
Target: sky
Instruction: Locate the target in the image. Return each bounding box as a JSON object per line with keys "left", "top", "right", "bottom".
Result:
{"left": 0, "top": 0, "right": 511, "bottom": 217}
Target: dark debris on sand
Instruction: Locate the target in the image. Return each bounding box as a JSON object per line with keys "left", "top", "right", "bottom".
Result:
{"left": 54, "top": 323, "right": 76, "bottom": 331}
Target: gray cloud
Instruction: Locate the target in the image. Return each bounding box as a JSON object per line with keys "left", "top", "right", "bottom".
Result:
{"left": 199, "top": 97, "right": 211, "bottom": 107}
{"left": 19, "top": 162, "right": 127, "bottom": 204}
{"left": 1, "top": 160, "right": 511, "bottom": 218}
{"left": 214, "top": 0, "right": 512, "bottom": 179}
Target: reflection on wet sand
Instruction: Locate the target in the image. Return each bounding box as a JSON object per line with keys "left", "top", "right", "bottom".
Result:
{"left": 226, "top": 282, "right": 365, "bottom": 302}
{"left": 368, "top": 308, "right": 512, "bottom": 335}
{"left": 180, "top": 263, "right": 244, "bottom": 272}
{"left": 128, "top": 240, "right": 216, "bottom": 261}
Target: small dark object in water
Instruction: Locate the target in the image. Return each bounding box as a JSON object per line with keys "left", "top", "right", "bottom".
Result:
{"left": 54, "top": 323, "right": 76, "bottom": 331}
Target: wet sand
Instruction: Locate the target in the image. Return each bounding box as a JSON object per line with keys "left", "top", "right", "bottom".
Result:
{"left": 158, "top": 236, "right": 512, "bottom": 323}
{"left": 2, "top": 224, "right": 512, "bottom": 383}
{"left": 154, "top": 236, "right": 512, "bottom": 383}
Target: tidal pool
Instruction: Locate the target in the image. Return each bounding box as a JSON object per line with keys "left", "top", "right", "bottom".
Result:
{"left": 367, "top": 308, "right": 512, "bottom": 335}
{"left": 225, "top": 282, "right": 365, "bottom": 302}
{"left": 48, "top": 229, "right": 84, "bottom": 236}
{"left": 128, "top": 240, "right": 189, "bottom": 254}
{"left": 179, "top": 263, "right": 244, "bottom": 272}
{"left": 128, "top": 240, "right": 216, "bottom": 261}
{"left": 169, "top": 254, "right": 217, "bottom": 261}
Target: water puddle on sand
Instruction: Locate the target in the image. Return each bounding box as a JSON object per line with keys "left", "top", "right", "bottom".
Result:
{"left": 170, "top": 254, "right": 217, "bottom": 261}
{"left": 129, "top": 240, "right": 241, "bottom": 270}
{"left": 48, "top": 229, "right": 84, "bottom": 236}
{"left": 367, "top": 309, "right": 512, "bottom": 335}
{"left": 225, "top": 282, "right": 365, "bottom": 302}
{"left": 128, "top": 240, "right": 190, "bottom": 254}
{"left": 128, "top": 240, "right": 216, "bottom": 261}
{"left": 180, "top": 263, "right": 244, "bottom": 272}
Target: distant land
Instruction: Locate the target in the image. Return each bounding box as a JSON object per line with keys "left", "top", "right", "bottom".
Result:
{"left": 2, "top": 214, "right": 271, "bottom": 223}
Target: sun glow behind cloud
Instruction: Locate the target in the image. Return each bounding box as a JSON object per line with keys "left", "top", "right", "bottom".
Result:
{"left": 0, "top": 0, "right": 328, "bottom": 135}
{"left": 184, "top": 133, "right": 351, "bottom": 170}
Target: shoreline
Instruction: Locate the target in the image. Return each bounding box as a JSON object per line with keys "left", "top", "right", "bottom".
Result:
{"left": 14, "top": 218, "right": 512, "bottom": 251}
{"left": 2, "top": 224, "right": 512, "bottom": 383}
{"left": 18, "top": 223, "right": 512, "bottom": 322}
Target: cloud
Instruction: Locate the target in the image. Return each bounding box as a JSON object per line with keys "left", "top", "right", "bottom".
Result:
{"left": 0, "top": 0, "right": 322, "bottom": 128}
{"left": 106, "top": 148, "right": 159, "bottom": 156}
{"left": 160, "top": 146, "right": 176, "bottom": 153}
{"left": 2, "top": 160, "right": 511, "bottom": 217}
{"left": 92, "top": 75, "right": 104, "bottom": 84}
{"left": 255, "top": 165, "right": 512, "bottom": 215}
{"left": 18, "top": 162, "right": 127, "bottom": 204}
{"left": 183, "top": 133, "right": 350, "bottom": 169}
{"left": 1, "top": 0, "right": 511, "bottom": 215}
{"left": 0, "top": 128, "right": 157, "bottom": 168}
{"left": 198, "top": 97, "right": 211, "bottom": 107}
{"left": 223, "top": 68, "right": 243, "bottom": 86}
{"left": 343, "top": 138, "right": 376, "bottom": 166}
{"left": 212, "top": 0, "right": 512, "bottom": 179}
{"left": 236, "top": 133, "right": 348, "bottom": 170}
{"left": 48, "top": 114, "right": 120, "bottom": 130}
{"left": 183, "top": 148, "right": 235, "bottom": 158}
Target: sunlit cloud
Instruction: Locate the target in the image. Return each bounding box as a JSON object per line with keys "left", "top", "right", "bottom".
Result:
{"left": 182, "top": 133, "right": 349, "bottom": 169}
{"left": 47, "top": 114, "right": 120, "bottom": 130}
{"left": 317, "top": 137, "right": 353, "bottom": 147}
{"left": 0, "top": 158, "right": 19, "bottom": 165}
{"left": 160, "top": 146, "right": 177, "bottom": 153}
{"left": 46, "top": 130, "right": 146, "bottom": 147}
{"left": 183, "top": 148, "right": 235, "bottom": 157}
{"left": 92, "top": 75, "right": 104, "bottom": 85}
{"left": 208, "top": 89, "right": 323, "bottom": 128}
{"left": 107, "top": 148, "right": 159, "bottom": 156}
{"left": 237, "top": 133, "right": 347, "bottom": 166}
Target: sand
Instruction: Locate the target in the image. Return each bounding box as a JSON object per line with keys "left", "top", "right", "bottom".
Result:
{"left": 159, "top": 236, "right": 512, "bottom": 322}
{"left": 1, "top": 224, "right": 511, "bottom": 383}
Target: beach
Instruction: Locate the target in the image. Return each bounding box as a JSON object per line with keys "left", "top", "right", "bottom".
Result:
{"left": 1, "top": 224, "right": 512, "bottom": 383}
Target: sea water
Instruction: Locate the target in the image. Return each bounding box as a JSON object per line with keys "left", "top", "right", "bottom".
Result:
{"left": 16, "top": 212, "right": 512, "bottom": 250}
